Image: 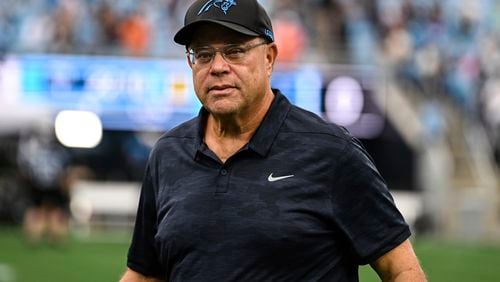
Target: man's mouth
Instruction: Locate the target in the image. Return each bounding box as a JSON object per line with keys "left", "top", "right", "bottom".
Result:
{"left": 209, "top": 84, "right": 234, "bottom": 91}
{"left": 208, "top": 85, "right": 236, "bottom": 94}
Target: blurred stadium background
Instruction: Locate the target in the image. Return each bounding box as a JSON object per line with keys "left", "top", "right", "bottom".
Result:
{"left": 0, "top": 0, "right": 500, "bottom": 281}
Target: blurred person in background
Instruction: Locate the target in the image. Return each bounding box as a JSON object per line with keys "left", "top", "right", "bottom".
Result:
{"left": 93, "top": 0, "right": 121, "bottom": 54}
{"left": 50, "top": 0, "right": 79, "bottom": 53}
{"left": 120, "top": 0, "right": 426, "bottom": 281}
{"left": 16, "top": 126, "right": 71, "bottom": 246}
{"left": 271, "top": 10, "right": 307, "bottom": 63}
{"left": 117, "top": 8, "right": 151, "bottom": 57}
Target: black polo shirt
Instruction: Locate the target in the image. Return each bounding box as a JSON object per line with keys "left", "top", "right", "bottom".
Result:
{"left": 127, "top": 89, "right": 410, "bottom": 281}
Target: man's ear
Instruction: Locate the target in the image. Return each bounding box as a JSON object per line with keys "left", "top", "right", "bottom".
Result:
{"left": 266, "top": 43, "right": 278, "bottom": 76}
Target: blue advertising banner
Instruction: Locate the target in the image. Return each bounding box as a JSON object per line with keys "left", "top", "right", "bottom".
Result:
{"left": 1, "top": 54, "right": 382, "bottom": 138}
{"left": 17, "top": 55, "right": 200, "bottom": 130}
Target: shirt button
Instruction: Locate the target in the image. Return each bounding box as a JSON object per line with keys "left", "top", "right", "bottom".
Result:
{"left": 221, "top": 169, "right": 228, "bottom": 176}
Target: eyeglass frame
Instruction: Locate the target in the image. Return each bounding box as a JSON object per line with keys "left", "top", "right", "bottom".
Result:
{"left": 186, "top": 40, "right": 269, "bottom": 66}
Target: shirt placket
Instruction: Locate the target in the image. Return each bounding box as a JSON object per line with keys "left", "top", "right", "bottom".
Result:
{"left": 215, "top": 166, "right": 230, "bottom": 193}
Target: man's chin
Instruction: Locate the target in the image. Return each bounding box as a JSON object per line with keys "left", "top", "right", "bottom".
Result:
{"left": 208, "top": 108, "right": 238, "bottom": 117}
{"left": 205, "top": 102, "right": 240, "bottom": 116}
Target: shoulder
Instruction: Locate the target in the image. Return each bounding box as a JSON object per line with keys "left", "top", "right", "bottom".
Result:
{"left": 281, "top": 104, "right": 353, "bottom": 149}
{"left": 149, "top": 116, "right": 200, "bottom": 161}
{"left": 156, "top": 116, "right": 199, "bottom": 145}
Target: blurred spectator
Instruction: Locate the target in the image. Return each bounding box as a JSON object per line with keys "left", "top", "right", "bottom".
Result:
{"left": 50, "top": 0, "right": 80, "bottom": 53}
{"left": 93, "top": 1, "right": 120, "bottom": 54}
{"left": 15, "top": 2, "right": 54, "bottom": 53}
{"left": 0, "top": 1, "right": 18, "bottom": 57}
{"left": 376, "top": 0, "right": 405, "bottom": 30}
{"left": 117, "top": 9, "right": 151, "bottom": 57}
{"left": 382, "top": 21, "right": 413, "bottom": 72}
{"left": 140, "top": 0, "right": 170, "bottom": 57}
{"left": 442, "top": 11, "right": 482, "bottom": 115}
{"left": 310, "top": 0, "right": 346, "bottom": 62}
{"left": 272, "top": 11, "right": 307, "bottom": 63}
{"left": 342, "top": 0, "right": 378, "bottom": 64}
{"left": 17, "top": 127, "right": 71, "bottom": 246}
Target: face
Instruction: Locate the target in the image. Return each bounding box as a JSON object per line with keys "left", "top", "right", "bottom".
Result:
{"left": 187, "top": 24, "right": 277, "bottom": 118}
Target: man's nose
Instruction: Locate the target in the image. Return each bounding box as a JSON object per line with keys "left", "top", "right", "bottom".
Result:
{"left": 209, "top": 52, "right": 230, "bottom": 75}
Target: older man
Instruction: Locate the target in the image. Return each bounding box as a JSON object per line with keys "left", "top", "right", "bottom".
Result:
{"left": 121, "top": 0, "right": 426, "bottom": 281}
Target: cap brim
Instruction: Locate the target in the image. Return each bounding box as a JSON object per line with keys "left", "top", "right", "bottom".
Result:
{"left": 174, "top": 20, "right": 260, "bottom": 45}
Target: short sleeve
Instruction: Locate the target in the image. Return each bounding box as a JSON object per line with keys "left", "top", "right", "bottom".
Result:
{"left": 126, "top": 163, "right": 163, "bottom": 277}
{"left": 331, "top": 136, "right": 411, "bottom": 265}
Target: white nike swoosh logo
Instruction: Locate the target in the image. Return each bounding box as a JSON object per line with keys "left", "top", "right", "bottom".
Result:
{"left": 268, "top": 173, "right": 294, "bottom": 182}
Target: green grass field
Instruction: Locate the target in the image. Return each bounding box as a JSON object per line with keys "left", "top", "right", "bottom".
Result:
{"left": 1, "top": 226, "right": 500, "bottom": 282}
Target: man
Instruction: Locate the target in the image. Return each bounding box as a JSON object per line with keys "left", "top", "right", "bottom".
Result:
{"left": 121, "top": 0, "right": 426, "bottom": 281}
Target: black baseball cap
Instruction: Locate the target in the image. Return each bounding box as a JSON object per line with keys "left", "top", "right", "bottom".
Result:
{"left": 174, "top": 0, "right": 274, "bottom": 46}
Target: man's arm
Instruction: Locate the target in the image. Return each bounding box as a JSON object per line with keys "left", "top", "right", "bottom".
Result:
{"left": 119, "top": 268, "right": 163, "bottom": 282}
{"left": 370, "top": 239, "right": 427, "bottom": 282}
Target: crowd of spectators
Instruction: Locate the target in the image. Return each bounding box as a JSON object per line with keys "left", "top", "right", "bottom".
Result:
{"left": 0, "top": 0, "right": 499, "bottom": 162}
{"left": 0, "top": 0, "right": 191, "bottom": 57}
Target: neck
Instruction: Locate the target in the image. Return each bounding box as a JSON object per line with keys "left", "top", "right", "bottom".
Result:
{"left": 207, "top": 89, "right": 274, "bottom": 140}
{"left": 203, "top": 89, "right": 274, "bottom": 162}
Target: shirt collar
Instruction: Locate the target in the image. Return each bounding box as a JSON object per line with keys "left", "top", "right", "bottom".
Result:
{"left": 193, "top": 108, "right": 207, "bottom": 160}
{"left": 248, "top": 89, "right": 291, "bottom": 157}
{"left": 193, "top": 89, "right": 291, "bottom": 159}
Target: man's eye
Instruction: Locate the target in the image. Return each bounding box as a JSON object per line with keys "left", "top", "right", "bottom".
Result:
{"left": 195, "top": 50, "right": 213, "bottom": 60}
{"left": 224, "top": 47, "right": 245, "bottom": 57}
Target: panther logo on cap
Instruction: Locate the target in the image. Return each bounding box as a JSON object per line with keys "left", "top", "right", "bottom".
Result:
{"left": 198, "top": 0, "right": 237, "bottom": 15}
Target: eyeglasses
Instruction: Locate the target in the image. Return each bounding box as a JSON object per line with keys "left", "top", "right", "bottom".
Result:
{"left": 186, "top": 41, "right": 268, "bottom": 65}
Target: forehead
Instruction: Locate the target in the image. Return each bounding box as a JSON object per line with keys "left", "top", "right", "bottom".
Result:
{"left": 189, "top": 23, "right": 257, "bottom": 46}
